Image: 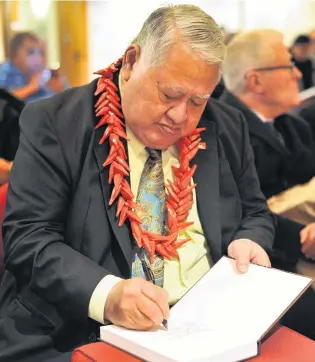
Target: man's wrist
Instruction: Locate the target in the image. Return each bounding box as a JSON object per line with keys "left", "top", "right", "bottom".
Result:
{"left": 88, "top": 275, "right": 123, "bottom": 324}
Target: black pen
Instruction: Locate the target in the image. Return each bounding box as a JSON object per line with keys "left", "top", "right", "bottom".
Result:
{"left": 161, "top": 319, "right": 168, "bottom": 330}
{"left": 141, "top": 256, "right": 168, "bottom": 331}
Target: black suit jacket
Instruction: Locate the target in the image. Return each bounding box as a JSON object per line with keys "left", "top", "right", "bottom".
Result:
{"left": 220, "top": 90, "right": 315, "bottom": 199}
{"left": 290, "top": 97, "right": 315, "bottom": 142}
{"left": 0, "top": 88, "right": 24, "bottom": 161}
{"left": 0, "top": 80, "right": 275, "bottom": 362}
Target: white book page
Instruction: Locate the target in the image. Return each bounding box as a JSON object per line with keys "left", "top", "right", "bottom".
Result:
{"left": 170, "top": 257, "right": 312, "bottom": 340}
{"left": 100, "top": 257, "right": 312, "bottom": 362}
{"left": 101, "top": 321, "right": 256, "bottom": 362}
{"left": 299, "top": 86, "right": 315, "bottom": 101}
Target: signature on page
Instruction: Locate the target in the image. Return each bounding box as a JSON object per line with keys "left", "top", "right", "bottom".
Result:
{"left": 166, "top": 322, "right": 214, "bottom": 340}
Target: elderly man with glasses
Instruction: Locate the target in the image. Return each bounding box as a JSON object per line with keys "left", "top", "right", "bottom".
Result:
{"left": 220, "top": 29, "right": 315, "bottom": 339}
{"left": 220, "top": 29, "right": 315, "bottom": 203}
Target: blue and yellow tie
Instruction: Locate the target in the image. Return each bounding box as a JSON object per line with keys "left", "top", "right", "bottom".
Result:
{"left": 131, "top": 148, "right": 165, "bottom": 287}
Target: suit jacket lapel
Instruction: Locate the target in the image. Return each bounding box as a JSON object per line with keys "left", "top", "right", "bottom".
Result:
{"left": 245, "top": 112, "right": 289, "bottom": 156}
{"left": 220, "top": 91, "right": 288, "bottom": 156}
{"left": 193, "top": 117, "right": 222, "bottom": 262}
{"left": 93, "top": 88, "right": 133, "bottom": 271}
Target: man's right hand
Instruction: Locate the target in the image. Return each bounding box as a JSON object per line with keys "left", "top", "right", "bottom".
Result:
{"left": 28, "top": 73, "right": 42, "bottom": 93}
{"left": 300, "top": 223, "right": 315, "bottom": 260}
{"left": 104, "top": 277, "right": 169, "bottom": 330}
{"left": 12, "top": 73, "right": 42, "bottom": 100}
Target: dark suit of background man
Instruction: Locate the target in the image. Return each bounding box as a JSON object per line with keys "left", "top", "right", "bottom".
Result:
{"left": 290, "top": 96, "right": 315, "bottom": 143}
{"left": 220, "top": 29, "right": 315, "bottom": 339}
{"left": 0, "top": 88, "right": 24, "bottom": 185}
{"left": 0, "top": 6, "right": 274, "bottom": 362}
{"left": 0, "top": 88, "right": 23, "bottom": 162}
{"left": 0, "top": 88, "right": 24, "bottom": 278}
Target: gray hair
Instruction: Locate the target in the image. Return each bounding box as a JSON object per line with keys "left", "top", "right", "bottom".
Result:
{"left": 222, "top": 29, "right": 283, "bottom": 94}
{"left": 132, "top": 4, "right": 225, "bottom": 67}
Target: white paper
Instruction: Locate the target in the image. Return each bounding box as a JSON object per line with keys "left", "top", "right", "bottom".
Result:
{"left": 100, "top": 256, "right": 313, "bottom": 362}
{"left": 299, "top": 86, "right": 315, "bottom": 102}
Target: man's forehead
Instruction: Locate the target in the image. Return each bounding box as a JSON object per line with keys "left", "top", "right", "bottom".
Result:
{"left": 23, "top": 39, "right": 39, "bottom": 48}
{"left": 158, "top": 82, "right": 211, "bottom": 98}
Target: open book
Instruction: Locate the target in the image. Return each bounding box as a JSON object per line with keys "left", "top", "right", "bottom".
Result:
{"left": 100, "top": 256, "right": 313, "bottom": 362}
{"left": 299, "top": 86, "right": 315, "bottom": 102}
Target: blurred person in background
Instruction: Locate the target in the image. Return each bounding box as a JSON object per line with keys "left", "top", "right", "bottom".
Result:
{"left": 290, "top": 32, "right": 315, "bottom": 145}
{"left": 220, "top": 29, "right": 315, "bottom": 262}
{"left": 221, "top": 29, "right": 315, "bottom": 200}
{"left": 0, "top": 32, "right": 69, "bottom": 103}
{"left": 220, "top": 29, "right": 315, "bottom": 339}
{"left": 291, "top": 35, "right": 314, "bottom": 90}
{"left": 309, "top": 29, "right": 315, "bottom": 61}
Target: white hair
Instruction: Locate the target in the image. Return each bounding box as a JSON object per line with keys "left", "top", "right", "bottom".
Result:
{"left": 132, "top": 4, "right": 225, "bottom": 67}
{"left": 222, "top": 29, "right": 284, "bottom": 94}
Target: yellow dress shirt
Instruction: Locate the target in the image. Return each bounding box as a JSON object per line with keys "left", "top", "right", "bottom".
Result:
{"left": 88, "top": 126, "right": 212, "bottom": 323}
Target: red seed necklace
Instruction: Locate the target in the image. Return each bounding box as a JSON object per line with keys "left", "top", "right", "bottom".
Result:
{"left": 94, "top": 58, "right": 206, "bottom": 263}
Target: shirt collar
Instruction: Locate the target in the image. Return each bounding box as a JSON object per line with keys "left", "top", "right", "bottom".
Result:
{"left": 252, "top": 110, "right": 274, "bottom": 124}
{"left": 126, "top": 125, "right": 147, "bottom": 159}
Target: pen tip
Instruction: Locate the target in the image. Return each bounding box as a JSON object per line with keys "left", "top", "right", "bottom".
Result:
{"left": 162, "top": 319, "right": 168, "bottom": 330}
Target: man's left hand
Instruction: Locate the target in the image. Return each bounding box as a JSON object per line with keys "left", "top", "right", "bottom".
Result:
{"left": 228, "top": 239, "right": 271, "bottom": 273}
{"left": 300, "top": 223, "right": 315, "bottom": 260}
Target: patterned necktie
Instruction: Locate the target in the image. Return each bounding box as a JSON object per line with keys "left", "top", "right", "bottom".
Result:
{"left": 131, "top": 148, "right": 165, "bottom": 287}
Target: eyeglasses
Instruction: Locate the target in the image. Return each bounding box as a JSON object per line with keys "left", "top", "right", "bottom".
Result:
{"left": 251, "top": 62, "right": 296, "bottom": 74}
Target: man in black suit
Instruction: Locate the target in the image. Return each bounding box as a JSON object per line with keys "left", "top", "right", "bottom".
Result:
{"left": 220, "top": 93, "right": 315, "bottom": 199}
{"left": 291, "top": 96, "right": 315, "bottom": 142}
{"left": 220, "top": 29, "right": 315, "bottom": 200}
{"left": 0, "top": 6, "right": 274, "bottom": 362}
{"left": 220, "top": 29, "right": 315, "bottom": 339}
{"left": 219, "top": 29, "right": 315, "bottom": 239}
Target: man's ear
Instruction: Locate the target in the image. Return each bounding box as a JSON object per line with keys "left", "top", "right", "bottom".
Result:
{"left": 121, "top": 44, "right": 141, "bottom": 82}
{"left": 246, "top": 71, "right": 264, "bottom": 94}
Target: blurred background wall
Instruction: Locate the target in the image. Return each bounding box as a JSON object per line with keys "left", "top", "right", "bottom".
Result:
{"left": 1, "top": 0, "right": 315, "bottom": 87}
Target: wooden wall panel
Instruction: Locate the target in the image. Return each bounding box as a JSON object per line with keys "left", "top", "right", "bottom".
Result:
{"left": 56, "top": 0, "right": 88, "bottom": 87}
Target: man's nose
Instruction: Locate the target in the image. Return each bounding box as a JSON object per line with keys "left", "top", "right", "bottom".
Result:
{"left": 293, "top": 66, "right": 302, "bottom": 80}
{"left": 166, "top": 102, "right": 188, "bottom": 125}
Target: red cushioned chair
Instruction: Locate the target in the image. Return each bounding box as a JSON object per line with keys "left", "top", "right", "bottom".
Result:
{"left": 71, "top": 326, "right": 315, "bottom": 362}
{"left": 0, "top": 182, "right": 8, "bottom": 281}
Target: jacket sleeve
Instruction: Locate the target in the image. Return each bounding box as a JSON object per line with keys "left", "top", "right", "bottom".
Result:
{"left": 3, "top": 102, "right": 109, "bottom": 322}
{"left": 2, "top": 103, "right": 20, "bottom": 160}
{"left": 232, "top": 113, "right": 276, "bottom": 254}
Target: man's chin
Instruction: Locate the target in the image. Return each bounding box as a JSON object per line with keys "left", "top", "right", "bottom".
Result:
{"left": 136, "top": 130, "right": 179, "bottom": 150}
{"left": 282, "top": 98, "right": 301, "bottom": 112}
{"left": 292, "top": 98, "right": 302, "bottom": 108}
